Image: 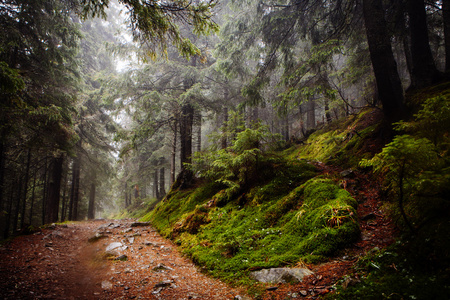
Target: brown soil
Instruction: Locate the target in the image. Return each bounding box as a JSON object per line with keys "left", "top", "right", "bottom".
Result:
{"left": 0, "top": 220, "right": 248, "bottom": 299}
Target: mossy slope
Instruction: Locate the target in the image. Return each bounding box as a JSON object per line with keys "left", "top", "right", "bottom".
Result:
{"left": 141, "top": 158, "right": 360, "bottom": 283}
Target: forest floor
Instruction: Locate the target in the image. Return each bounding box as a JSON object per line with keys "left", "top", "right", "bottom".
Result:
{"left": 0, "top": 166, "right": 397, "bottom": 300}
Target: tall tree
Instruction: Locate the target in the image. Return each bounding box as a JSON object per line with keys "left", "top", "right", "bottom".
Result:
{"left": 362, "top": 0, "right": 406, "bottom": 123}
{"left": 407, "top": 0, "right": 441, "bottom": 87}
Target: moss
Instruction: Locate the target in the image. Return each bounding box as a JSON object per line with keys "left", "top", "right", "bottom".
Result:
{"left": 166, "top": 177, "right": 360, "bottom": 283}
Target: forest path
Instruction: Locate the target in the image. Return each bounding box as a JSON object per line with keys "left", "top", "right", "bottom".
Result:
{"left": 0, "top": 219, "right": 248, "bottom": 300}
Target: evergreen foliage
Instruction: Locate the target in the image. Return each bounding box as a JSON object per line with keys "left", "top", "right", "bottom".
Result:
{"left": 361, "top": 93, "right": 450, "bottom": 232}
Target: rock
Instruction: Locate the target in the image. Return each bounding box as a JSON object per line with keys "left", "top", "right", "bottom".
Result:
{"left": 101, "top": 281, "right": 113, "bottom": 290}
{"left": 152, "top": 280, "right": 172, "bottom": 293}
{"left": 143, "top": 241, "right": 158, "bottom": 247}
{"left": 300, "top": 290, "right": 308, "bottom": 296}
{"left": 152, "top": 263, "right": 173, "bottom": 272}
{"left": 251, "top": 268, "right": 313, "bottom": 284}
{"left": 105, "top": 242, "right": 127, "bottom": 256}
{"left": 128, "top": 237, "right": 135, "bottom": 244}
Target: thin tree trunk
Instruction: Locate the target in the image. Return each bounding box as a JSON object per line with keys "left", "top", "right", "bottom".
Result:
{"left": 159, "top": 167, "right": 166, "bottom": 198}
{"left": 154, "top": 170, "right": 160, "bottom": 200}
{"left": 28, "top": 172, "right": 37, "bottom": 225}
{"left": 124, "top": 181, "right": 128, "bottom": 207}
{"left": 60, "top": 174, "right": 68, "bottom": 222}
{"left": 41, "top": 160, "right": 49, "bottom": 225}
{"left": 170, "top": 119, "right": 177, "bottom": 186}
{"left": 306, "top": 99, "right": 316, "bottom": 130}
{"left": 0, "top": 141, "right": 4, "bottom": 212}
{"left": 45, "top": 154, "right": 64, "bottom": 224}
{"left": 180, "top": 103, "right": 194, "bottom": 167}
{"left": 13, "top": 176, "right": 22, "bottom": 232}
{"left": 363, "top": 0, "right": 406, "bottom": 123}
{"left": 324, "top": 99, "right": 332, "bottom": 122}
{"left": 134, "top": 184, "right": 139, "bottom": 199}
{"left": 176, "top": 102, "right": 195, "bottom": 189}
{"left": 72, "top": 159, "right": 80, "bottom": 221}
{"left": 407, "top": 0, "right": 440, "bottom": 87}
{"left": 4, "top": 182, "right": 15, "bottom": 238}
{"left": 443, "top": 0, "right": 450, "bottom": 72}
{"left": 20, "top": 149, "right": 31, "bottom": 228}
{"left": 196, "top": 112, "right": 202, "bottom": 153}
{"left": 68, "top": 163, "right": 75, "bottom": 220}
{"left": 87, "top": 182, "right": 96, "bottom": 219}
{"left": 221, "top": 107, "right": 229, "bottom": 149}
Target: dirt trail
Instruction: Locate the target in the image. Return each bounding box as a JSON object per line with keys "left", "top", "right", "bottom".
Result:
{"left": 0, "top": 220, "right": 248, "bottom": 300}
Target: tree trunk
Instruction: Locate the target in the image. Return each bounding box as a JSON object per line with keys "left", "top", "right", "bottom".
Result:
{"left": 134, "top": 184, "right": 139, "bottom": 199}
{"left": 324, "top": 99, "right": 332, "bottom": 122}
{"left": 69, "top": 157, "right": 80, "bottom": 221}
{"left": 154, "top": 170, "right": 160, "bottom": 200}
{"left": 72, "top": 166, "right": 80, "bottom": 221}
{"left": 41, "top": 160, "right": 49, "bottom": 225}
{"left": 159, "top": 167, "right": 166, "bottom": 199}
{"left": 176, "top": 102, "right": 195, "bottom": 189}
{"left": 60, "top": 174, "right": 68, "bottom": 222}
{"left": 196, "top": 112, "right": 202, "bottom": 153}
{"left": 20, "top": 149, "right": 31, "bottom": 228}
{"left": 45, "top": 154, "right": 64, "bottom": 224}
{"left": 363, "top": 0, "right": 406, "bottom": 123}
{"left": 221, "top": 107, "right": 229, "bottom": 149}
{"left": 13, "top": 176, "right": 22, "bottom": 232}
{"left": 170, "top": 119, "right": 177, "bottom": 186}
{"left": 0, "top": 141, "right": 4, "bottom": 213}
{"left": 306, "top": 99, "right": 316, "bottom": 130}
{"left": 124, "top": 182, "right": 128, "bottom": 207}
{"left": 407, "top": 0, "right": 440, "bottom": 87}
{"left": 4, "top": 182, "right": 15, "bottom": 238}
{"left": 444, "top": 0, "right": 450, "bottom": 72}
{"left": 87, "top": 182, "right": 96, "bottom": 219}
{"left": 28, "top": 173, "right": 37, "bottom": 225}
{"left": 180, "top": 103, "right": 194, "bottom": 167}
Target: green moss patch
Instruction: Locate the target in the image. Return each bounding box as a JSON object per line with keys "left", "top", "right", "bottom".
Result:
{"left": 296, "top": 108, "right": 386, "bottom": 167}
{"left": 143, "top": 173, "right": 360, "bottom": 284}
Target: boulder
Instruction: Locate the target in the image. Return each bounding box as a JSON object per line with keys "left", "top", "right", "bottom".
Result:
{"left": 251, "top": 268, "right": 313, "bottom": 284}
{"left": 105, "top": 242, "right": 127, "bottom": 256}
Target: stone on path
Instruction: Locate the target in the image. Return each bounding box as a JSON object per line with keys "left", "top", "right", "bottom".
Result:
{"left": 101, "top": 280, "right": 113, "bottom": 290}
{"left": 105, "top": 242, "right": 127, "bottom": 256}
{"left": 251, "top": 268, "right": 313, "bottom": 284}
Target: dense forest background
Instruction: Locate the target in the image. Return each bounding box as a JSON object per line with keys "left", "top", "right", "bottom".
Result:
{"left": 1, "top": 0, "right": 449, "bottom": 239}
